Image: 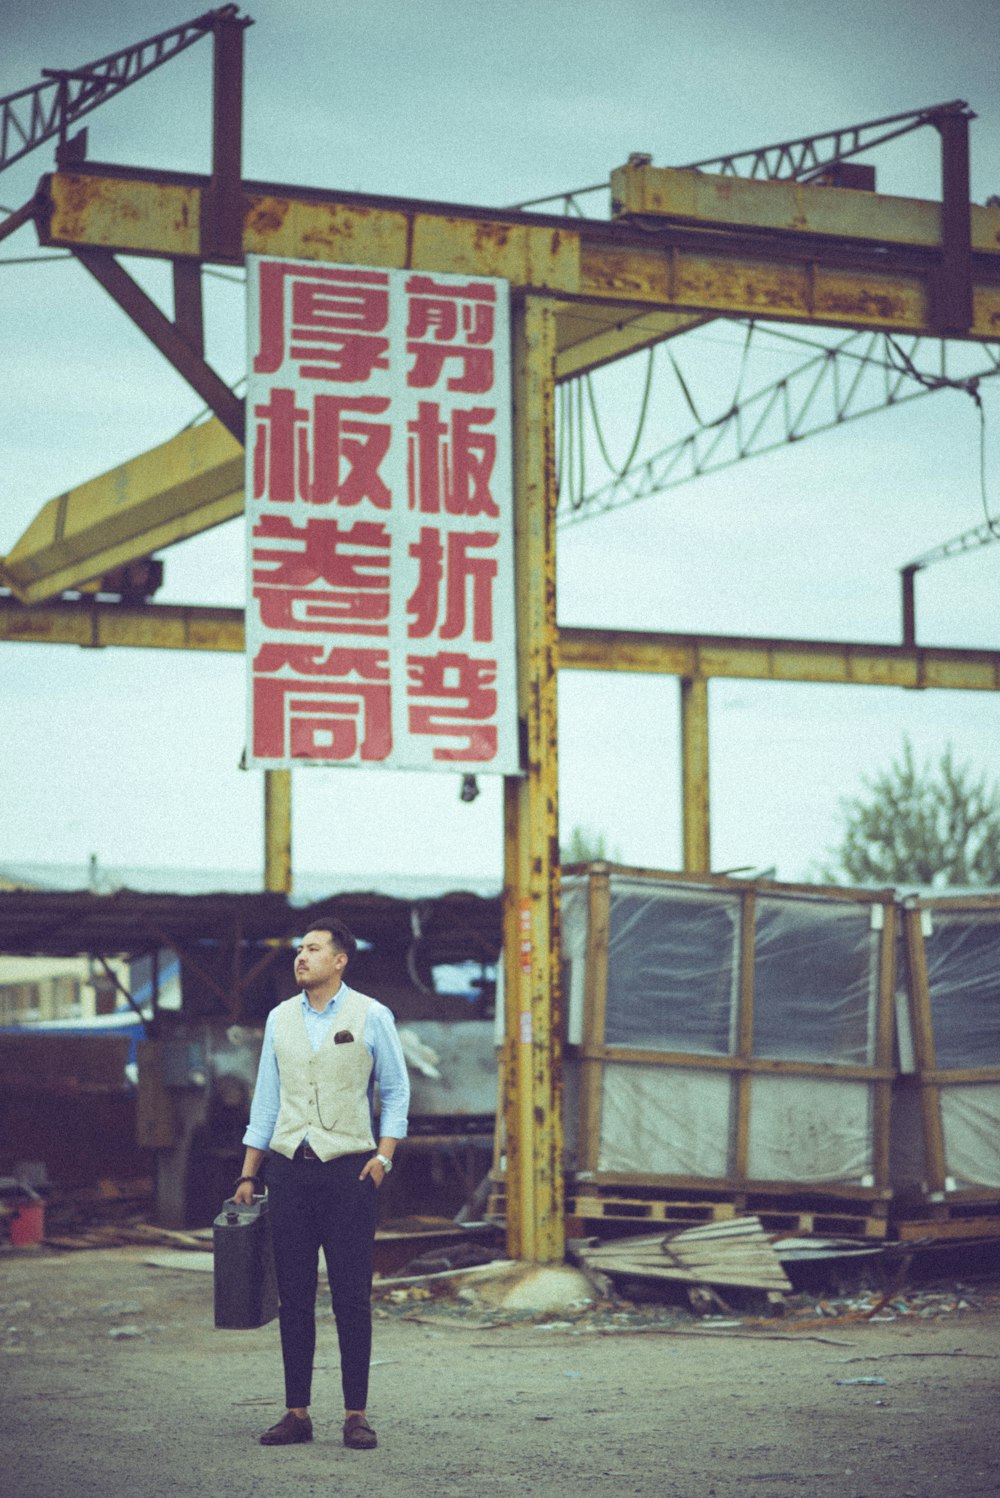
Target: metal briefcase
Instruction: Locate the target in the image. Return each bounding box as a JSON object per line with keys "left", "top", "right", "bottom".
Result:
{"left": 213, "top": 1193, "right": 279, "bottom": 1330}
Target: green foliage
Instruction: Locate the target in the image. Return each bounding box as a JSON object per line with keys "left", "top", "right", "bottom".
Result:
{"left": 824, "top": 738, "right": 1000, "bottom": 888}
{"left": 560, "top": 824, "right": 620, "bottom": 864}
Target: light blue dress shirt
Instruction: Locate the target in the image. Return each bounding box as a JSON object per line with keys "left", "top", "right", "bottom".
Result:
{"left": 243, "top": 983, "right": 410, "bottom": 1151}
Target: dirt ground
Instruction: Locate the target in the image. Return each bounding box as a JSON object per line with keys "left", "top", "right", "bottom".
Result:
{"left": 2, "top": 1245, "right": 999, "bottom": 1498}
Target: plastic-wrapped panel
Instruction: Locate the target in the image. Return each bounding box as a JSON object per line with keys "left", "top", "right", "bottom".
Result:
{"left": 752, "top": 897, "right": 878, "bottom": 1064}
{"left": 940, "top": 1084, "right": 1000, "bottom": 1187}
{"left": 597, "top": 1063, "right": 732, "bottom": 1176}
{"left": 561, "top": 877, "right": 589, "bottom": 1047}
{"left": 923, "top": 911, "right": 1000, "bottom": 1069}
{"left": 746, "top": 1075, "right": 874, "bottom": 1184}
{"left": 604, "top": 880, "right": 740, "bottom": 1054}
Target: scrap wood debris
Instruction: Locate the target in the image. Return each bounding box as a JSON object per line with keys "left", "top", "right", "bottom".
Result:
{"left": 43, "top": 1222, "right": 210, "bottom": 1251}
{"left": 17, "top": 1176, "right": 212, "bottom": 1252}
{"left": 571, "top": 1216, "right": 793, "bottom": 1294}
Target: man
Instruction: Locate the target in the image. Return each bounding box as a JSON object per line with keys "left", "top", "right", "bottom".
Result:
{"left": 234, "top": 918, "right": 409, "bottom": 1451}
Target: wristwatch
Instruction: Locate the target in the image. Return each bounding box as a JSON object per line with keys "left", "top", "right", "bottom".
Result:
{"left": 374, "top": 1153, "right": 393, "bottom": 1173}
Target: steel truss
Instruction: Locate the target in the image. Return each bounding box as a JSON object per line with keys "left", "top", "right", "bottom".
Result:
{"left": 511, "top": 100, "right": 970, "bottom": 215}
{"left": 558, "top": 331, "right": 1000, "bottom": 525}
{"left": 0, "top": 6, "right": 245, "bottom": 176}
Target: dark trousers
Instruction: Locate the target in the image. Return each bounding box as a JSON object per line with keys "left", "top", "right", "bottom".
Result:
{"left": 265, "top": 1150, "right": 378, "bottom": 1411}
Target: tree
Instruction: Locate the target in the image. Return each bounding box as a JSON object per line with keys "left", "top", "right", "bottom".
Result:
{"left": 824, "top": 738, "right": 1000, "bottom": 888}
{"left": 560, "top": 824, "right": 621, "bottom": 864}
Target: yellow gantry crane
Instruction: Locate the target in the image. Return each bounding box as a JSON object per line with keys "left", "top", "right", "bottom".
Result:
{"left": 3, "top": 10, "right": 1000, "bottom": 1260}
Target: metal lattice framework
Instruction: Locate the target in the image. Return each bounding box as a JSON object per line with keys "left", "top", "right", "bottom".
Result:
{"left": 907, "top": 517, "right": 1000, "bottom": 573}
{"left": 510, "top": 100, "right": 970, "bottom": 215}
{"left": 558, "top": 332, "right": 1000, "bottom": 525}
{"left": 0, "top": 6, "right": 239, "bottom": 175}
{"left": 685, "top": 99, "right": 971, "bottom": 181}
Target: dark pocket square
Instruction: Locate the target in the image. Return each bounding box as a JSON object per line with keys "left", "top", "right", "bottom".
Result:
{"left": 334, "top": 1030, "right": 355, "bottom": 1044}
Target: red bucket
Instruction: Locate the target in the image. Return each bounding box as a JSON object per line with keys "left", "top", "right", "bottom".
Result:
{"left": 9, "top": 1201, "right": 45, "bottom": 1246}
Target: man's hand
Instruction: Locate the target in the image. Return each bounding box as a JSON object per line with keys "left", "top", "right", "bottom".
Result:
{"left": 359, "top": 1156, "right": 386, "bottom": 1187}
{"left": 233, "top": 1148, "right": 266, "bottom": 1205}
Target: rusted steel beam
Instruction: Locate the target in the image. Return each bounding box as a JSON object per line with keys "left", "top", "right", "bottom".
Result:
{"left": 201, "top": 6, "right": 249, "bottom": 260}
{"left": 0, "top": 197, "right": 38, "bottom": 246}
{"left": 73, "top": 247, "right": 245, "bottom": 442}
{"left": 0, "top": 596, "right": 245, "bottom": 650}
{"left": 37, "top": 165, "right": 1000, "bottom": 342}
{"left": 901, "top": 565, "right": 920, "bottom": 649}
{"left": 934, "top": 106, "right": 974, "bottom": 334}
{"left": 172, "top": 259, "right": 205, "bottom": 357}
{"left": 0, "top": 418, "right": 243, "bottom": 605}
{"left": 5, "top": 600, "right": 1000, "bottom": 699}
{"left": 680, "top": 676, "right": 710, "bottom": 874}
{"left": 264, "top": 769, "right": 292, "bottom": 895}
{"left": 502, "top": 296, "right": 564, "bottom": 1263}
{"left": 557, "top": 626, "right": 1000, "bottom": 692}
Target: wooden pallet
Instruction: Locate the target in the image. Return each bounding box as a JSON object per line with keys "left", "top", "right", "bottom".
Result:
{"left": 487, "top": 1178, "right": 889, "bottom": 1241}
{"left": 894, "top": 1197, "right": 1000, "bottom": 1243}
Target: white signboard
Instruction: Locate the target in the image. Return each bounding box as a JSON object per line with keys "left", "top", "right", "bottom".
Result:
{"left": 244, "top": 256, "right": 518, "bottom": 773}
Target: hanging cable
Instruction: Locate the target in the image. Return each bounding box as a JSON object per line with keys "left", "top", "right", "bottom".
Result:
{"left": 0, "top": 252, "right": 71, "bottom": 265}
{"left": 886, "top": 335, "right": 998, "bottom": 538}
{"left": 582, "top": 344, "right": 656, "bottom": 479}
{"left": 578, "top": 374, "right": 588, "bottom": 506}
{"left": 666, "top": 347, "right": 704, "bottom": 426}
{"left": 976, "top": 396, "right": 1000, "bottom": 539}
{"left": 730, "top": 320, "right": 756, "bottom": 408}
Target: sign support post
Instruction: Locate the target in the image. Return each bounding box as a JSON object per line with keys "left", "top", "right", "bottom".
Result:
{"left": 502, "top": 295, "right": 564, "bottom": 1263}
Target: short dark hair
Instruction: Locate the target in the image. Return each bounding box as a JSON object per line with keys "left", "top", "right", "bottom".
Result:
{"left": 304, "top": 917, "right": 357, "bottom": 963}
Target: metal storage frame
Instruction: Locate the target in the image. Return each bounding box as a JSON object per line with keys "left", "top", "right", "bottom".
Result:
{"left": 563, "top": 864, "right": 897, "bottom": 1225}
{"left": 897, "top": 894, "right": 1000, "bottom": 1237}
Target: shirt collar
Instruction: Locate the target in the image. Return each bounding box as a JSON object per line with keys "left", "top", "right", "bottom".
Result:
{"left": 298, "top": 982, "right": 350, "bottom": 1016}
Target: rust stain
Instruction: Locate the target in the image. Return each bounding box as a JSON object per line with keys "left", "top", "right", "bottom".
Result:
{"left": 58, "top": 174, "right": 136, "bottom": 238}
{"left": 247, "top": 198, "right": 289, "bottom": 235}
{"left": 583, "top": 253, "right": 646, "bottom": 297}
{"left": 821, "top": 287, "right": 905, "bottom": 321}
{"left": 473, "top": 219, "right": 512, "bottom": 252}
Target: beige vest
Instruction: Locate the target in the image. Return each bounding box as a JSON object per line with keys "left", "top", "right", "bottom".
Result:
{"left": 269, "top": 988, "right": 375, "bottom": 1161}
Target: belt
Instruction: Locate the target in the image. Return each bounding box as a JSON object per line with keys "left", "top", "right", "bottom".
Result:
{"left": 293, "top": 1141, "right": 321, "bottom": 1161}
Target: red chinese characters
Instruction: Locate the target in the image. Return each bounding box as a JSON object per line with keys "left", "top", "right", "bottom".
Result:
{"left": 406, "top": 528, "right": 498, "bottom": 642}
{"left": 405, "top": 274, "right": 496, "bottom": 393}
{"left": 246, "top": 257, "right": 515, "bottom": 772}
{"left": 252, "top": 515, "right": 391, "bottom": 636}
{"left": 406, "top": 652, "right": 498, "bottom": 761}
{"left": 254, "top": 263, "right": 390, "bottom": 383}
{"left": 252, "top": 391, "right": 392, "bottom": 508}
{"left": 252, "top": 644, "right": 391, "bottom": 763}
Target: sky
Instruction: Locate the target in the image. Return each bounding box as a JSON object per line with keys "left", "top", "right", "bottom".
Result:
{"left": 2, "top": 0, "right": 999, "bottom": 893}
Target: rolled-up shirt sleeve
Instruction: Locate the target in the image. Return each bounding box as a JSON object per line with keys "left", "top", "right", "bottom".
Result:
{"left": 368, "top": 1002, "right": 410, "bottom": 1139}
{"left": 242, "top": 1009, "right": 280, "bottom": 1150}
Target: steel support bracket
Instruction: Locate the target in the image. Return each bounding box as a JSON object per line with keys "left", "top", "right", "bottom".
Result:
{"left": 200, "top": 7, "right": 251, "bottom": 261}
{"left": 932, "top": 105, "right": 975, "bottom": 334}
{"left": 73, "top": 247, "right": 245, "bottom": 444}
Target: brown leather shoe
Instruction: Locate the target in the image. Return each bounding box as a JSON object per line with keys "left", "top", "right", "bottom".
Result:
{"left": 259, "top": 1411, "right": 313, "bottom": 1445}
{"left": 343, "top": 1413, "right": 377, "bottom": 1449}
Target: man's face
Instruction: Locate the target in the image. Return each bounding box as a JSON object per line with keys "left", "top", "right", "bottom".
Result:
{"left": 294, "top": 930, "right": 345, "bottom": 991}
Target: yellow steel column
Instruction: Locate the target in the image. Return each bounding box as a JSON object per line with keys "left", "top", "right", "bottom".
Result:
{"left": 680, "top": 675, "right": 710, "bottom": 873}
{"left": 501, "top": 293, "right": 564, "bottom": 1264}
{"left": 264, "top": 769, "right": 292, "bottom": 894}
